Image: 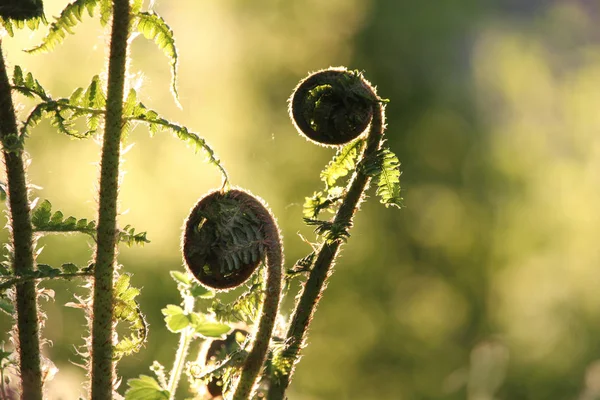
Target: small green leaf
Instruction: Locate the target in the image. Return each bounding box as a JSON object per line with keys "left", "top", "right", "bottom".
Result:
{"left": 193, "top": 321, "right": 231, "bottom": 338}
{"left": 374, "top": 146, "right": 403, "bottom": 208}
{"left": 61, "top": 263, "right": 79, "bottom": 274}
{"left": 31, "top": 199, "right": 52, "bottom": 226}
{"left": 26, "top": 0, "right": 101, "bottom": 54}
{"left": 124, "top": 375, "right": 169, "bottom": 400}
{"left": 115, "top": 274, "right": 131, "bottom": 295}
{"left": 161, "top": 305, "right": 189, "bottom": 333}
{"left": 190, "top": 282, "right": 214, "bottom": 298}
{"left": 320, "top": 139, "right": 364, "bottom": 188}
{"left": 169, "top": 270, "right": 190, "bottom": 286}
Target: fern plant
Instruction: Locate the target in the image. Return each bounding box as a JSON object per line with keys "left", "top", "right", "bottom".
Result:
{"left": 0, "top": 1, "right": 401, "bottom": 399}
{"left": 0, "top": 0, "right": 228, "bottom": 398}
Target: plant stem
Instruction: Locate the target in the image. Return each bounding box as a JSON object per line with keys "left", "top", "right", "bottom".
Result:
{"left": 167, "top": 295, "right": 195, "bottom": 399}
{"left": 90, "top": 0, "right": 130, "bottom": 398}
{"left": 0, "top": 40, "right": 43, "bottom": 400}
{"left": 267, "top": 103, "right": 385, "bottom": 400}
{"left": 233, "top": 195, "right": 283, "bottom": 400}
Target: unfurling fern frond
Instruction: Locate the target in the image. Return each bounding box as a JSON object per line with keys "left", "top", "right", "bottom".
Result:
{"left": 132, "top": 12, "right": 179, "bottom": 105}
{"left": 113, "top": 274, "right": 148, "bottom": 360}
{"left": 320, "top": 139, "right": 364, "bottom": 188}
{"left": 374, "top": 145, "right": 403, "bottom": 208}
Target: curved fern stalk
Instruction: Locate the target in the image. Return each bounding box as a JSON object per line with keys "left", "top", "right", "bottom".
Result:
{"left": 182, "top": 189, "right": 283, "bottom": 399}
{"left": 0, "top": 41, "right": 43, "bottom": 400}
{"left": 90, "top": 0, "right": 130, "bottom": 397}
{"left": 267, "top": 68, "right": 399, "bottom": 399}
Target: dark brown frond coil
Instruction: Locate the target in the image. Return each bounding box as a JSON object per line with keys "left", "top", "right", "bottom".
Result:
{"left": 182, "top": 189, "right": 275, "bottom": 290}
{"left": 289, "top": 67, "right": 380, "bottom": 146}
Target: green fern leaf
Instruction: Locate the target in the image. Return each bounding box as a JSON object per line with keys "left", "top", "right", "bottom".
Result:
{"left": 0, "top": 13, "right": 46, "bottom": 38}
{"left": 320, "top": 139, "right": 364, "bottom": 188}
{"left": 114, "top": 274, "right": 148, "bottom": 359}
{"left": 374, "top": 146, "right": 403, "bottom": 208}
{"left": 0, "top": 18, "right": 15, "bottom": 37}
{"left": 25, "top": 0, "right": 100, "bottom": 54}
{"left": 130, "top": 0, "right": 143, "bottom": 15}
{"left": 31, "top": 199, "right": 96, "bottom": 235}
{"left": 11, "top": 66, "right": 49, "bottom": 100}
{"left": 118, "top": 224, "right": 150, "bottom": 247}
{"left": 99, "top": 0, "right": 111, "bottom": 26}
{"left": 133, "top": 12, "right": 179, "bottom": 105}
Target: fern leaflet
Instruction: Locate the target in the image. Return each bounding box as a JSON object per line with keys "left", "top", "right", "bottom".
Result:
{"left": 133, "top": 12, "right": 179, "bottom": 105}
{"left": 320, "top": 139, "right": 364, "bottom": 188}
{"left": 25, "top": 0, "right": 101, "bottom": 54}
{"left": 374, "top": 145, "right": 403, "bottom": 208}
{"left": 114, "top": 274, "right": 148, "bottom": 359}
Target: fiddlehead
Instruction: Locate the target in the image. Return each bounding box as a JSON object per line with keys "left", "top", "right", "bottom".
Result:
{"left": 183, "top": 188, "right": 283, "bottom": 399}
{"left": 266, "top": 67, "right": 399, "bottom": 399}
{"left": 289, "top": 67, "right": 377, "bottom": 146}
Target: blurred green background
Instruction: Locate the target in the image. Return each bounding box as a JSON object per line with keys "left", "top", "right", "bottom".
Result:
{"left": 2, "top": 0, "right": 600, "bottom": 399}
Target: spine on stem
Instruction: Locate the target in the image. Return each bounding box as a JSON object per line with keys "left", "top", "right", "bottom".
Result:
{"left": 90, "top": 0, "right": 130, "bottom": 398}
{"left": 0, "top": 40, "right": 43, "bottom": 400}
{"left": 267, "top": 68, "right": 387, "bottom": 399}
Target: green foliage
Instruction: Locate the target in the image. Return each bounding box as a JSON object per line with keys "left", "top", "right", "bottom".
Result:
{"left": 170, "top": 270, "right": 214, "bottom": 299}
{"left": 132, "top": 12, "right": 179, "bottom": 104}
{"left": 25, "top": 0, "right": 104, "bottom": 54}
{"left": 0, "top": 262, "right": 92, "bottom": 292}
{"left": 124, "top": 375, "right": 169, "bottom": 400}
{"left": 211, "top": 281, "right": 263, "bottom": 323}
{"left": 361, "top": 144, "right": 403, "bottom": 208}
{"left": 302, "top": 188, "right": 343, "bottom": 220}
{"left": 161, "top": 304, "right": 230, "bottom": 337}
{"left": 113, "top": 274, "right": 148, "bottom": 359}
{"left": 11, "top": 65, "right": 48, "bottom": 100}
{"left": 119, "top": 225, "right": 150, "bottom": 247}
{"left": 31, "top": 199, "right": 96, "bottom": 235}
{"left": 303, "top": 140, "right": 364, "bottom": 220}
{"left": 0, "top": 12, "right": 46, "bottom": 37}
{"left": 31, "top": 200, "right": 149, "bottom": 246}
{"left": 320, "top": 139, "right": 364, "bottom": 188}
{"left": 304, "top": 218, "right": 351, "bottom": 242}
{"left": 14, "top": 70, "right": 106, "bottom": 138}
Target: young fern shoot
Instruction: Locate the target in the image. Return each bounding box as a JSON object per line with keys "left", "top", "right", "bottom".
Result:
{"left": 266, "top": 67, "right": 402, "bottom": 399}
{"left": 183, "top": 188, "right": 283, "bottom": 400}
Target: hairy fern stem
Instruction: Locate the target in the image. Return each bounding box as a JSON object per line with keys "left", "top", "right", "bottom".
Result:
{"left": 183, "top": 189, "right": 283, "bottom": 399}
{"left": 90, "top": 0, "right": 130, "bottom": 398}
{"left": 0, "top": 39, "right": 43, "bottom": 400}
{"left": 267, "top": 101, "right": 385, "bottom": 399}
{"left": 232, "top": 198, "right": 283, "bottom": 400}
